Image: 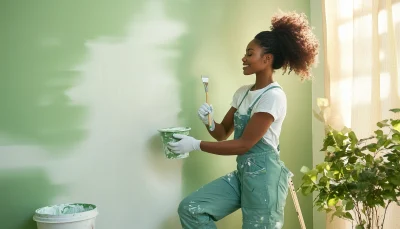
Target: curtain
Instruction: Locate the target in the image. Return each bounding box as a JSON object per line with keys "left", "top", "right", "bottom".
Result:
{"left": 323, "top": 0, "right": 400, "bottom": 228}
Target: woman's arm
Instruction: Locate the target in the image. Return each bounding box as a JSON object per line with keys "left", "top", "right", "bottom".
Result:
{"left": 200, "top": 112, "right": 274, "bottom": 155}
{"left": 206, "top": 107, "right": 236, "bottom": 141}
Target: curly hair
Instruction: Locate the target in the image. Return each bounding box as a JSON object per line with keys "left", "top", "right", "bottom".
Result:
{"left": 254, "top": 11, "right": 319, "bottom": 81}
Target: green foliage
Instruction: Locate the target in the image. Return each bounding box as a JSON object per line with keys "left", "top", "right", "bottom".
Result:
{"left": 300, "top": 108, "right": 400, "bottom": 229}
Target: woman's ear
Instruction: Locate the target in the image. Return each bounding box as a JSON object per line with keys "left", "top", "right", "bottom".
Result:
{"left": 264, "top": 53, "right": 273, "bottom": 64}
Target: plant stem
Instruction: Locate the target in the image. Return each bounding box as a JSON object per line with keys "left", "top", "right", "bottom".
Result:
{"left": 367, "top": 207, "right": 372, "bottom": 229}
{"left": 371, "top": 207, "right": 375, "bottom": 229}
{"left": 381, "top": 201, "right": 391, "bottom": 228}
{"left": 357, "top": 136, "right": 374, "bottom": 145}
{"left": 354, "top": 201, "right": 362, "bottom": 226}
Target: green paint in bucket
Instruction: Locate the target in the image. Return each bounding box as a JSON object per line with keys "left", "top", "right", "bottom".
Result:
{"left": 158, "top": 127, "right": 191, "bottom": 159}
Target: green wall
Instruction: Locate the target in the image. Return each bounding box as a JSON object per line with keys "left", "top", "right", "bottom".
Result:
{"left": 310, "top": 0, "right": 326, "bottom": 228}
{"left": 0, "top": 0, "right": 314, "bottom": 228}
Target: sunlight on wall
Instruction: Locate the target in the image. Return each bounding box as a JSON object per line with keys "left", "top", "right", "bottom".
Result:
{"left": 338, "top": 22, "right": 353, "bottom": 73}
{"left": 380, "top": 73, "right": 391, "bottom": 99}
{"left": 353, "top": 0, "right": 363, "bottom": 10}
{"left": 392, "top": 2, "right": 400, "bottom": 23}
{"left": 333, "top": 0, "right": 400, "bottom": 128}
{"left": 331, "top": 79, "right": 352, "bottom": 127}
{"left": 338, "top": 0, "right": 354, "bottom": 19}
{"left": 393, "top": 2, "right": 400, "bottom": 98}
{"left": 379, "top": 10, "right": 388, "bottom": 35}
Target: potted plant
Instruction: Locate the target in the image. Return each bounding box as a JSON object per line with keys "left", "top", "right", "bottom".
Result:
{"left": 299, "top": 99, "right": 400, "bottom": 229}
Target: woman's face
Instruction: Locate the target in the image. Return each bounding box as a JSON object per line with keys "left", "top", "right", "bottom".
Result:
{"left": 242, "top": 39, "right": 271, "bottom": 75}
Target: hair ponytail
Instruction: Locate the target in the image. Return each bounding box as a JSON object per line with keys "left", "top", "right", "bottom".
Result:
{"left": 254, "top": 11, "right": 319, "bottom": 80}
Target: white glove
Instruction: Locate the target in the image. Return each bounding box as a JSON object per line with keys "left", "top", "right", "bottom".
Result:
{"left": 168, "top": 134, "right": 201, "bottom": 154}
{"left": 198, "top": 103, "right": 215, "bottom": 131}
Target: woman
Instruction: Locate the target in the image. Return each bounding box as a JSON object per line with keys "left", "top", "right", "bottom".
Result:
{"left": 168, "top": 11, "right": 319, "bottom": 229}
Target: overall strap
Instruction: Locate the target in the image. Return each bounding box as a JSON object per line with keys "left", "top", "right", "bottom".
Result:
{"left": 248, "top": 85, "right": 282, "bottom": 112}
{"left": 236, "top": 86, "right": 252, "bottom": 110}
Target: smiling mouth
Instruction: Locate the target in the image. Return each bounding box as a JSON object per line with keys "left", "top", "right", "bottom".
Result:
{"left": 243, "top": 65, "right": 249, "bottom": 69}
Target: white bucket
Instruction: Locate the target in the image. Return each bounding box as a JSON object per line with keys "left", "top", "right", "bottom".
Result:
{"left": 33, "top": 203, "right": 99, "bottom": 229}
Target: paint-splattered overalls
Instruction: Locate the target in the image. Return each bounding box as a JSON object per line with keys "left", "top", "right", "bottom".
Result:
{"left": 178, "top": 86, "right": 291, "bottom": 229}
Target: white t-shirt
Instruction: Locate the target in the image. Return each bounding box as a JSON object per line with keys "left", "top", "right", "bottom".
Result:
{"left": 230, "top": 82, "right": 287, "bottom": 151}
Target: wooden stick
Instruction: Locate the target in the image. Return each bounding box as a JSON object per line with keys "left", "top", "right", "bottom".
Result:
{"left": 206, "top": 92, "right": 212, "bottom": 126}
{"left": 289, "top": 177, "right": 307, "bottom": 229}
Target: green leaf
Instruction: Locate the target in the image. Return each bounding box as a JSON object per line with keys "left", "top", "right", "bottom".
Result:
{"left": 375, "top": 129, "right": 384, "bottom": 137}
{"left": 354, "top": 148, "right": 363, "bottom": 156}
{"left": 377, "top": 120, "right": 389, "bottom": 128}
{"left": 327, "top": 146, "right": 336, "bottom": 153}
{"left": 325, "top": 163, "right": 331, "bottom": 171}
{"left": 355, "top": 163, "right": 364, "bottom": 172}
{"left": 328, "top": 197, "right": 339, "bottom": 206}
{"left": 391, "top": 120, "right": 400, "bottom": 132}
{"left": 321, "top": 133, "right": 336, "bottom": 151}
{"left": 382, "top": 183, "right": 393, "bottom": 190}
{"left": 387, "top": 154, "right": 398, "bottom": 162}
{"left": 382, "top": 190, "right": 396, "bottom": 201}
{"left": 365, "top": 154, "right": 374, "bottom": 163}
{"left": 389, "top": 108, "right": 400, "bottom": 113}
{"left": 310, "top": 174, "right": 317, "bottom": 182}
{"left": 349, "top": 131, "right": 359, "bottom": 149}
{"left": 315, "top": 162, "right": 331, "bottom": 173}
{"left": 348, "top": 156, "right": 358, "bottom": 164}
{"left": 301, "top": 174, "right": 312, "bottom": 184}
{"left": 355, "top": 225, "right": 364, "bottom": 229}
{"left": 345, "top": 200, "right": 355, "bottom": 210}
{"left": 368, "top": 143, "right": 378, "bottom": 152}
{"left": 316, "top": 163, "right": 326, "bottom": 173}
{"left": 389, "top": 145, "right": 400, "bottom": 151}
{"left": 388, "top": 175, "right": 400, "bottom": 185}
{"left": 318, "top": 176, "right": 329, "bottom": 186}
{"left": 349, "top": 131, "right": 359, "bottom": 143}
{"left": 301, "top": 185, "right": 314, "bottom": 195}
{"left": 326, "top": 171, "right": 336, "bottom": 179}
{"left": 300, "top": 166, "right": 310, "bottom": 174}
{"left": 357, "top": 182, "right": 369, "bottom": 190}
{"left": 377, "top": 137, "right": 387, "bottom": 148}
{"left": 384, "top": 139, "right": 392, "bottom": 147}
{"left": 392, "top": 133, "right": 400, "bottom": 144}
{"left": 345, "top": 164, "right": 354, "bottom": 171}
{"left": 333, "top": 131, "right": 348, "bottom": 147}
{"left": 344, "top": 212, "right": 353, "bottom": 220}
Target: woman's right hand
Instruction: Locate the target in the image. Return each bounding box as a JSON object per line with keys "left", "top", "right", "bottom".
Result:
{"left": 197, "top": 103, "right": 214, "bottom": 127}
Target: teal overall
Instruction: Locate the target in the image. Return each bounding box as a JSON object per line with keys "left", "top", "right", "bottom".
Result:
{"left": 178, "top": 86, "right": 291, "bottom": 229}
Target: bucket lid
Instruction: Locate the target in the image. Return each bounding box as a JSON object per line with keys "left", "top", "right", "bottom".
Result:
{"left": 158, "top": 127, "right": 191, "bottom": 133}
{"left": 33, "top": 203, "right": 98, "bottom": 224}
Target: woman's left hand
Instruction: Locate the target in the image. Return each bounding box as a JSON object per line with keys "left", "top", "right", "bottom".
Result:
{"left": 168, "top": 134, "right": 201, "bottom": 154}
